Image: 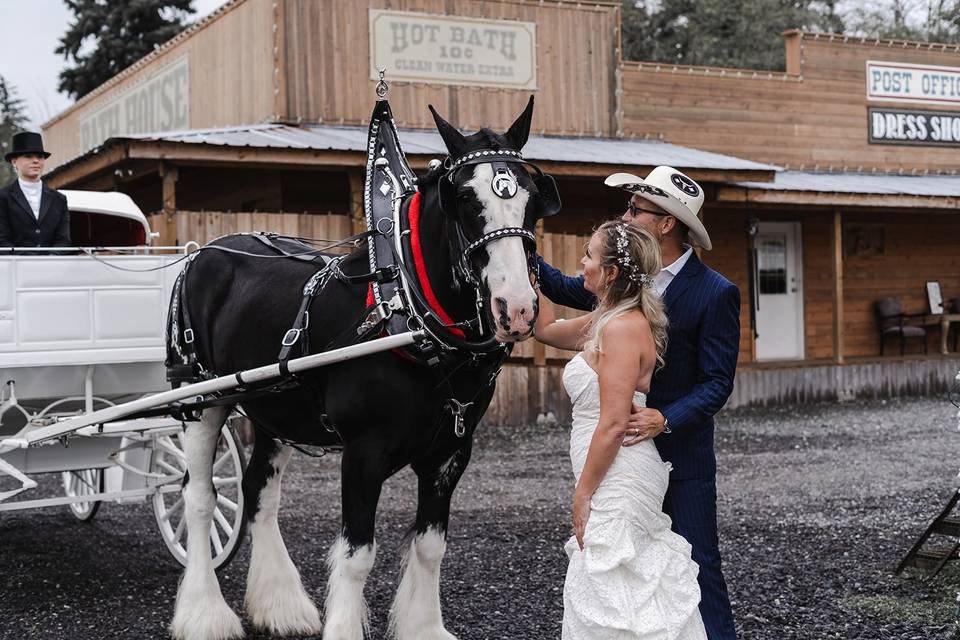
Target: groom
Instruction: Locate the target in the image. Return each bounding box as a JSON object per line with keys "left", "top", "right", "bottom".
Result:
{"left": 537, "top": 166, "right": 740, "bottom": 640}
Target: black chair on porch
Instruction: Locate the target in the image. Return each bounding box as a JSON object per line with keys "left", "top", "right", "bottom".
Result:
{"left": 875, "top": 297, "right": 928, "bottom": 356}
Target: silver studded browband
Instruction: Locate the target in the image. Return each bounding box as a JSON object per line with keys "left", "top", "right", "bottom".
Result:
{"left": 463, "top": 227, "right": 536, "bottom": 258}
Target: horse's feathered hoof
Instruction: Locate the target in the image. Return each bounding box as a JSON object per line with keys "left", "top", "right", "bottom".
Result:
{"left": 170, "top": 594, "right": 244, "bottom": 640}
{"left": 246, "top": 589, "right": 322, "bottom": 637}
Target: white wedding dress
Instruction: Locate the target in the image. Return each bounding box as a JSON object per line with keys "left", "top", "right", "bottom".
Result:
{"left": 561, "top": 353, "right": 707, "bottom": 640}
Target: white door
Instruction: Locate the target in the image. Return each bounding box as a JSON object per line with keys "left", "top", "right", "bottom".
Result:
{"left": 754, "top": 221, "right": 805, "bottom": 361}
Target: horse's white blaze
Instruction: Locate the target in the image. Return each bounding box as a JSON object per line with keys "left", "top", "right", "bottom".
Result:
{"left": 389, "top": 527, "right": 456, "bottom": 640}
{"left": 170, "top": 408, "right": 244, "bottom": 640}
{"left": 323, "top": 536, "right": 377, "bottom": 640}
{"left": 245, "top": 445, "right": 322, "bottom": 635}
{"left": 466, "top": 163, "right": 536, "bottom": 339}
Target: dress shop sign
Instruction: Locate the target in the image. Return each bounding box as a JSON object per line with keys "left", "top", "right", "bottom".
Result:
{"left": 866, "top": 60, "right": 960, "bottom": 146}
{"left": 368, "top": 9, "right": 537, "bottom": 90}
{"left": 78, "top": 57, "right": 189, "bottom": 153}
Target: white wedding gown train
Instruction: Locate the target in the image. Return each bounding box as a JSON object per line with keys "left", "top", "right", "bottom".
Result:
{"left": 561, "top": 353, "right": 707, "bottom": 640}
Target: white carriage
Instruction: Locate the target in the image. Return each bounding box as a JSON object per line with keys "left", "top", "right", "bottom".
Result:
{"left": 0, "top": 191, "right": 247, "bottom": 569}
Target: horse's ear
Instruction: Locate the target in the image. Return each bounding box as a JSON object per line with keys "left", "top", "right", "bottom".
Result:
{"left": 505, "top": 95, "right": 534, "bottom": 150}
{"left": 429, "top": 104, "right": 466, "bottom": 156}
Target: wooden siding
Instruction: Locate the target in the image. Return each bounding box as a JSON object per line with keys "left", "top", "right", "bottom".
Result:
{"left": 728, "top": 355, "right": 960, "bottom": 409}
{"left": 841, "top": 211, "right": 960, "bottom": 358}
{"left": 43, "top": 0, "right": 277, "bottom": 167}
{"left": 147, "top": 210, "right": 353, "bottom": 249}
{"left": 620, "top": 33, "right": 960, "bottom": 173}
{"left": 281, "top": 0, "right": 618, "bottom": 135}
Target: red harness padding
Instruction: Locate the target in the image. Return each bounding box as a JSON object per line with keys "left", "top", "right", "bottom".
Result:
{"left": 365, "top": 191, "right": 466, "bottom": 338}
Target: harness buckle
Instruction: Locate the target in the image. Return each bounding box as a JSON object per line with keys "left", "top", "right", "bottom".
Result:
{"left": 356, "top": 301, "right": 393, "bottom": 335}
{"left": 183, "top": 328, "right": 194, "bottom": 344}
{"left": 282, "top": 328, "right": 301, "bottom": 347}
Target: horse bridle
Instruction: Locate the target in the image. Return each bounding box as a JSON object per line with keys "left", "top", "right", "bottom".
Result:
{"left": 438, "top": 148, "right": 558, "bottom": 290}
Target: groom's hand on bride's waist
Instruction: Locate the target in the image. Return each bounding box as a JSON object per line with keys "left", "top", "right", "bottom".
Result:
{"left": 622, "top": 407, "right": 667, "bottom": 447}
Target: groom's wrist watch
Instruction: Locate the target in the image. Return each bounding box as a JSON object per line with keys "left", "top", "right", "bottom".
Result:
{"left": 662, "top": 418, "right": 671, "bottom": 434}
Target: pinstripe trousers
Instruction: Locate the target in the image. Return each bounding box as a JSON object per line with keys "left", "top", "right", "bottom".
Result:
{"left": 663, "top": 477, "right": 737, "bottom": 640}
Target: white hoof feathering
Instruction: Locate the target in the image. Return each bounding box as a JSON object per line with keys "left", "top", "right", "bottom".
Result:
{"left": 390, "top": 527, "right": 457, "bottom": 640}
{"left": 323, "top": 536, "right": 377, "bottom": 640}
{"left": 171, "top": 410, "right": 243, "bottom": 640}
{"left": 245, "top": 447, "right": 322, "bottom": 635}
{"left": 171, "top": 573, "right": 245, "bottom": 640}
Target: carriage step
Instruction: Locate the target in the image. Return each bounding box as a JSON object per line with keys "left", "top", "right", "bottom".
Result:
{"left": 932, "top": 517, "right": 960, "bottom": 537}
{"left": 909, "top": 546, "right": 958, "bottom": 571}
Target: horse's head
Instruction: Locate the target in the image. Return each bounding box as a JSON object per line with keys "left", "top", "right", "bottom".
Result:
{"left": 428, "top": 97, "right": 561, "bottom": 343}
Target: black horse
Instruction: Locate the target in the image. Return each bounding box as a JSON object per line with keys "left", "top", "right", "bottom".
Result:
{"left": 168, "top": 99, "right": 556, "bottom": 640}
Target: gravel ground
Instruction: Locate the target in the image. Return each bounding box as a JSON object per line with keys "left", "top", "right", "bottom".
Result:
{"left": 2, "top": 396, "right": 960, "bottom": 639}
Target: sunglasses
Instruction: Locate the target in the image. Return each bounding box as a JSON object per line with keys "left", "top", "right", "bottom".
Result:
{"left": 625, "top": 201, "right": 665, "bottom": 218}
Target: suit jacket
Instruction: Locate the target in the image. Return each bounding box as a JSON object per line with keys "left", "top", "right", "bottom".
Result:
{"left": 0, "top": 180, "right": 71, "bottom": 249}
{"left": 537, "top": 253, "right": 741, "bottom": 479}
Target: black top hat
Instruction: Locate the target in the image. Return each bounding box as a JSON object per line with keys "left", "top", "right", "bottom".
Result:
{"left": 5, "top": 131, "right": 51, "bottom": 162}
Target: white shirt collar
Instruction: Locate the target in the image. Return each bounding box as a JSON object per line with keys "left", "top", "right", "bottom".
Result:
{"left": 18, "top": 178, "right": 41, "bottom": 192}
{"left": 651, "top": 246, "right": 693, "bottom": 297}
{"left": 662, "top": 246, "right": 693, "bottom": 276}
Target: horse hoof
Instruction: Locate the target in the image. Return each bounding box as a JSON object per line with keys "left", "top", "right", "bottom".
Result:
{"left": 247, "top": 591, "right": 322, "bottom": 637}
{"left": 170, "top": 596, "right": 244, "bottom": 640}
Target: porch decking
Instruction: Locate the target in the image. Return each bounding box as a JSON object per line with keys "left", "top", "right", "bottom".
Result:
{"left": 484, "top": 355, "right": 960, "bottom": 426}
{"left": 728, "top": 354, "right": 960, "bottom": 408}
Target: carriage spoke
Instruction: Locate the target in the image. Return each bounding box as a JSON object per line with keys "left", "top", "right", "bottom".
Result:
{"left": 213, "top": 507, "right": 233, "bottom": 537}
{"left": 216, "top": 494, "right": 238, "bottom": 512}
{"left": 157, "top": 459, "right": 183, "bottom": 477}
{"left": 160, "top": 496, "right": 184, "bottom": 522}
{"left": 212, "top": 476, "right": 238, "bottom": 488}
{"left": 210, "top": 522, "right": 224, "bottom": 554}
{"left": 211, "top": 450, "right": 232, "bottom": 474}
{"left": 173, "top": 514, "right": 186, "bottom": 544}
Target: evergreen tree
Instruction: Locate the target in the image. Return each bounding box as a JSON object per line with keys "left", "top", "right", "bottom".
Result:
{"left": 0, "top": 77, "right": 28, "bottom": 185}
{"left": 57, "top": 0, "right": 195, "bottom": 100}
{"left": 621, "top": 0, "right": 845, "bottom": 71}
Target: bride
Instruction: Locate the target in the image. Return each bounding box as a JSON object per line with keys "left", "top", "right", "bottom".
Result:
{"left": 535, "top": 221, "right": 707, "bottom": 640}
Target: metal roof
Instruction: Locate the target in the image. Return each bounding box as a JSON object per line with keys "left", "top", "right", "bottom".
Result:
{"left": 122, "top": 122, "right": 779, "bottom": 172}
{"left": 733, "top": 171, "right": 960, "bottom": 197}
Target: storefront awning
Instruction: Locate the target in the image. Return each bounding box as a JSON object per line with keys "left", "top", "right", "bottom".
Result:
{"left": 46, "top": 122, "right": 779, "bottom": 187}
{"left": 720, "top": 171, "right": 960, "bottom": 208}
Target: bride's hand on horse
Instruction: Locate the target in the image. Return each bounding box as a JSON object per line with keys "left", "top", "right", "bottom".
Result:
{"left": 622, "top": 406, "right": 666, "bottom": 447}
{"left": 572, "top": 488, "right": 592, "bottom": 550}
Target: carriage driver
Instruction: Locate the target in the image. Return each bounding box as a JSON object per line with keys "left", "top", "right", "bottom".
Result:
{"left": 0, "top": 131, "right": 71, "bottom": 248}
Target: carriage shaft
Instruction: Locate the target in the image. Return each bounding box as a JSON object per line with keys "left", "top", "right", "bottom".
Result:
{"left": 0, "top": 330, "right": 427, "bottom": 450}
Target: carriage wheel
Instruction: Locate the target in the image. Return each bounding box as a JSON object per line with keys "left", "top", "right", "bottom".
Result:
{"left": 151, "top": 423, "right": 247, "bottom": 570}
{"left": 62, "top": 468, "right": 104, "bottom": 521}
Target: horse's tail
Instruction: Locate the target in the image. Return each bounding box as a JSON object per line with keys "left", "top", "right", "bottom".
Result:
{"left": 164, "top": 257, "right": 200, "bottom": 387}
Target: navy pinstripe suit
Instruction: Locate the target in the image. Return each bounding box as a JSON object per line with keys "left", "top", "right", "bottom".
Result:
{"left": 538, "top": 252, "right": 740, "bottom": 640}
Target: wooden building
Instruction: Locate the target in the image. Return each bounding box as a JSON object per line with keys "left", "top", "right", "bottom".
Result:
{"left": 40, "top": 0, "right": 960, "bottom": 424}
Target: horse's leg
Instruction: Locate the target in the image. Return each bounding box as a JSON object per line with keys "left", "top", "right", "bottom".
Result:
{"left": 323, "top": 446, "right": 384, "bottom": 640}
{"left": 170, "top": 406, "right": 244, "bottom": 640}
{"left": 390, "top": 443, "right": 473, "bottom": 640}
{"left": 243, "top": 433, "right": 322, "bottom": 635}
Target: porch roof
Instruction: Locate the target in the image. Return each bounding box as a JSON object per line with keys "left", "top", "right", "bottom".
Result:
{"left": 45, "top": 122, "right": 779, "bottom": 188}
{"left": 720, "top": 171, "right": 960, "bottom": 208}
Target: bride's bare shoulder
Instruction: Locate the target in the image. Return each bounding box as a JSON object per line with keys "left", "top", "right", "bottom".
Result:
{"left": 603, "top": 310, "right": 651, "bottom": 339}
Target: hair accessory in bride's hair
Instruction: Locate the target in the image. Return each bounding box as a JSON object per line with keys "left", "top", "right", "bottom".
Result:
{"left": 614, "top": 224, "right": 653, "bottom": 289}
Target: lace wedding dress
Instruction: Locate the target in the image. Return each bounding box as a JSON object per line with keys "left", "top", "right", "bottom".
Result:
{"left": 561, "top": 353, "right": 707, "bottom": 640}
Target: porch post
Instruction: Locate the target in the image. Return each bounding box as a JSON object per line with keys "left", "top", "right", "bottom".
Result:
{"left": 160, "top": 163, "right": 178, "bottom": 246}
{"left": 832, "top": 209, "right": 844, "bottom": 364}
{"left": 347, "top": 169, "right": 365, "bottom": 235}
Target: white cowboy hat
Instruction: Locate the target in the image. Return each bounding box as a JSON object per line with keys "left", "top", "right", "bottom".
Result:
{"left": 604, "top": 166, "right": 711, "bottom": 250}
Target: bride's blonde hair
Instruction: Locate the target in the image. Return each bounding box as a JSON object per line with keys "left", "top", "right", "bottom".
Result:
{"left": 583, "top": 221, "right": 668, "bottom": 367}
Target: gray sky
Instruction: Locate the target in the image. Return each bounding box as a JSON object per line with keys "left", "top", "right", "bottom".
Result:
{"left": 0, "top": 0, "right": 228, "bottom": 128}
